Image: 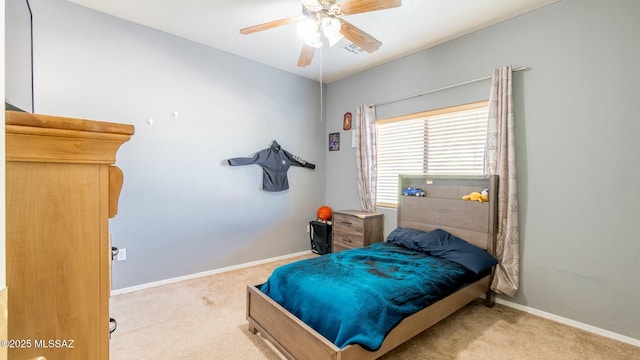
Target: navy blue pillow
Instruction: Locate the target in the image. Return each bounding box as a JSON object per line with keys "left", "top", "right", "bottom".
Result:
{"left": 413, "top": 229, "right": 498, "bottom": 274}
{"left": 387, "top": 227, "right": 498, "bottom": 274}
{"left": 386, "top": 227, "right": 428, "bottom": 250}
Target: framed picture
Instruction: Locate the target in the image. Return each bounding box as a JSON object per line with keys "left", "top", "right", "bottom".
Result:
{"left": 343, "top": 112, "right": 352, "bottom": 130}
{"left": 329, "top": 132, "right": 340, "bottom": 151}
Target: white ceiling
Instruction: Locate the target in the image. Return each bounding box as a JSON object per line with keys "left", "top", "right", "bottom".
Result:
{"left": 66, "top": 0, "right": 559, "bottom": 83}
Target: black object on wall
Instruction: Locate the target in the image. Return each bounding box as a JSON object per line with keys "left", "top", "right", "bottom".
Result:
{"left": 309, "top": 221, "right": 332, "bottom": 255}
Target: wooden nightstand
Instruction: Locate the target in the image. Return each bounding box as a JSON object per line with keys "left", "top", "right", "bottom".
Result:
{"left": 332, "top": 210, "right": 384, "bottom": 252}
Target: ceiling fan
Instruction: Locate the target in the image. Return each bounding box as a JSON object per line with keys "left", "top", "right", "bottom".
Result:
{"left": 240, "top": 0, "right": 402, "bottom": 67}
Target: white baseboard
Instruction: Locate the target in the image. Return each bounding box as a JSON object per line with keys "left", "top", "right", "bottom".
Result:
{"left": 110, "top": 250, "right": 313, "bottom": 296}
{"left": 495, "top": 298, "right": 640, "bottom": 348}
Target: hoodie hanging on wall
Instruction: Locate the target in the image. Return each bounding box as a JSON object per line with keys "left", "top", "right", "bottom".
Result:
{"left": 227, "top": 140, "right": 316, "bottom": 192}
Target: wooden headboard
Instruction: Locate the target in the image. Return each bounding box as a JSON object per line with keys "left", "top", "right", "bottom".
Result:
{"left": 397, "top": 175, "right": 498, "bottom": 256}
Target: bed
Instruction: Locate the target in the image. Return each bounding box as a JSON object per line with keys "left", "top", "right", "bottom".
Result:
{"left": 246, "top": 175, "right": 498, "bottom": 359}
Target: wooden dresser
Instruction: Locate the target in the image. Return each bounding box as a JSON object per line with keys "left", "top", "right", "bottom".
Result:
{"left": 5, "top": 110, "right": 134, "bottom": 360}
{"left": 331, "top": 210, "right": 384, "bottom": 252}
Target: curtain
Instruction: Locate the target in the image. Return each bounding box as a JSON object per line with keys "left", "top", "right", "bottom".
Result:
{"left": 355, "top": 104, "right": 377, "bottom": 212}
{"left": 486, "top": 66, "right": 520, "bottom": 297}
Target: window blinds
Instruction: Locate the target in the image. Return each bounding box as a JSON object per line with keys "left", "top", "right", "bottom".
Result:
{"left": 376, "top": 103, "right": 489, "bottom": 206}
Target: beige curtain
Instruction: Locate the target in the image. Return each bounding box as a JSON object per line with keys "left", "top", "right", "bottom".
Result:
{"left": 486, "top": 66, "right": 520, "bottom": 297}
{"left": 355, "top": 104, "right": 377, "bottom": 212}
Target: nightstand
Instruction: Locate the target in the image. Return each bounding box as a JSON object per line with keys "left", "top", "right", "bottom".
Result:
{"left": 332, "top": 210, "right": 384, "bottom": 252}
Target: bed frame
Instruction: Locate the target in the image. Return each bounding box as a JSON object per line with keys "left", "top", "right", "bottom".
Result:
{"left": 246, "top": 175, "right": 498, "bottom": 360}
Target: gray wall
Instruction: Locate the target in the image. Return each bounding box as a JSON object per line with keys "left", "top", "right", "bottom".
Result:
{"left": 4, "top": 0, "right": 32, "bottom": 112}
{"left": 326, "top": 0, "right": 639, "bottom": 340}
{"left": 24, "top": 0, "right": 326, "bottom": 289}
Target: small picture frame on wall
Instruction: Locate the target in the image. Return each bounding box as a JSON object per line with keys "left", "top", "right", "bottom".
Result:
{"left": 329, "top": 132, "right": 340, "bottom": 151}
{"left": 343, "top": 112, "right": 352, "bottom": 130}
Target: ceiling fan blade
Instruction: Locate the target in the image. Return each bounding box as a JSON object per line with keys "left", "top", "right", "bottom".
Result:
{"left": 297, "top": 44, "right": 316, "bottom": 67}
{"left": 339, "top": 19, "right": 382, "bottom": 53}
{"left": 339, "top": 0, "right": 402, "bottom": 15}
{"left": 240, "top": 16, "right": 299, "bottom": 35}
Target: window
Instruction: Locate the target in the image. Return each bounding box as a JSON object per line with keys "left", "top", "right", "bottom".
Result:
{"left": 376, "top": 101, "right": 489, "bottom": 207}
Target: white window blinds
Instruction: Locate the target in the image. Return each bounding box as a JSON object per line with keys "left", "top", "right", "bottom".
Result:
{"left": 376, "top": 102, "right": 489, "bottom": 207}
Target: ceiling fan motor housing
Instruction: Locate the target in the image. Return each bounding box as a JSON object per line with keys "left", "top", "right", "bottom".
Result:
{"left": 301, "top": 0, "right": 342, "bottom": 15}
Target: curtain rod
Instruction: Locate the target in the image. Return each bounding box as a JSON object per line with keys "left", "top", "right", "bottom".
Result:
{"left": 373, "top": 66, "right": 528, "bottom": 108}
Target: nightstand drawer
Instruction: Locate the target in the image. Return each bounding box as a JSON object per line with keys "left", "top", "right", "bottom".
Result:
{"left": 332, "top": 213, "right": 364, "bottom": 235}
{"left": 332, "top": 231, "right": 364, "bottom": 249}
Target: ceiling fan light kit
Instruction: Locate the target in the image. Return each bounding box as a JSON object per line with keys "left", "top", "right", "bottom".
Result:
{"left": 321, "top": 17, "right": 343, "bottom": 46}
{"left": 297, "top": 16, "right": 323, "bottom": 48}
{"left": 297, "top": 15, "right": 344, "bottom": 48}
{"left": 240, "top": 0, "right": 402, "bottom": 67}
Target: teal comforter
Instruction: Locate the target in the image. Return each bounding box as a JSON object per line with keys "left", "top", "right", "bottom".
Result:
{"left": 260, "top": 242, "right": 476, "bottom": 351}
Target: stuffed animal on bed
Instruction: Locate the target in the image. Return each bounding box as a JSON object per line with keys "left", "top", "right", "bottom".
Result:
{"left": 462, "top": 187, "right": 489, "bottom": 202}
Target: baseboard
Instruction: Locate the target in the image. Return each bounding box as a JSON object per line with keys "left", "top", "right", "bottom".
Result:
{"left": 110, "top": 250, "right": 313, "bottom": 296}
{"left": 495, "top": 298, "right": 640, "bottom": 348}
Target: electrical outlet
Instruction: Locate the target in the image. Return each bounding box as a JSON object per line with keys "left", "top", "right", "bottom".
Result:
{"left": 116, "top": 248, "right": 127, "bottom": 261}
{"left": 306, "top": 224, "right": 310, "bottom": 233}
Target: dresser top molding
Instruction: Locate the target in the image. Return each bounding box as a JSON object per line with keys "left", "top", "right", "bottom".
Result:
{"left": 5, "top": 110, "right": 134, "bottom": 164}
{"left": 6, "top": 110, "right": 134, "bottom": 135}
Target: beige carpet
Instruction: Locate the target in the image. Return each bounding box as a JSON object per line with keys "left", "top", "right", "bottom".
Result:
{"left": 110, "top": 255, "right": 639, "bottom": 360}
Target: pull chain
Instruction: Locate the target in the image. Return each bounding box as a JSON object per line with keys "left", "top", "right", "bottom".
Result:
{"left": 319, "top": 46, "right": 324, "bottom": 122}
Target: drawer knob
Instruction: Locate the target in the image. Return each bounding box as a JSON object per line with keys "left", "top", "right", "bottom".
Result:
{"left": 109, "top": 317, "right": 118, "bottom": 337}
{"left": 111, "top": 247, "right": 119, "bottom": 261}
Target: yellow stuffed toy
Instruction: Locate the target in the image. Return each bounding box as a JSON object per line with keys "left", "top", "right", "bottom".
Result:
{"left": 462, "top": 188, "right": 489, "bottom": 202}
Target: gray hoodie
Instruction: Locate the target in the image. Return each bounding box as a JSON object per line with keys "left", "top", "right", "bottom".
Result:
{"left": 227, "top": 141, "right": 315, "bottom": 192}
